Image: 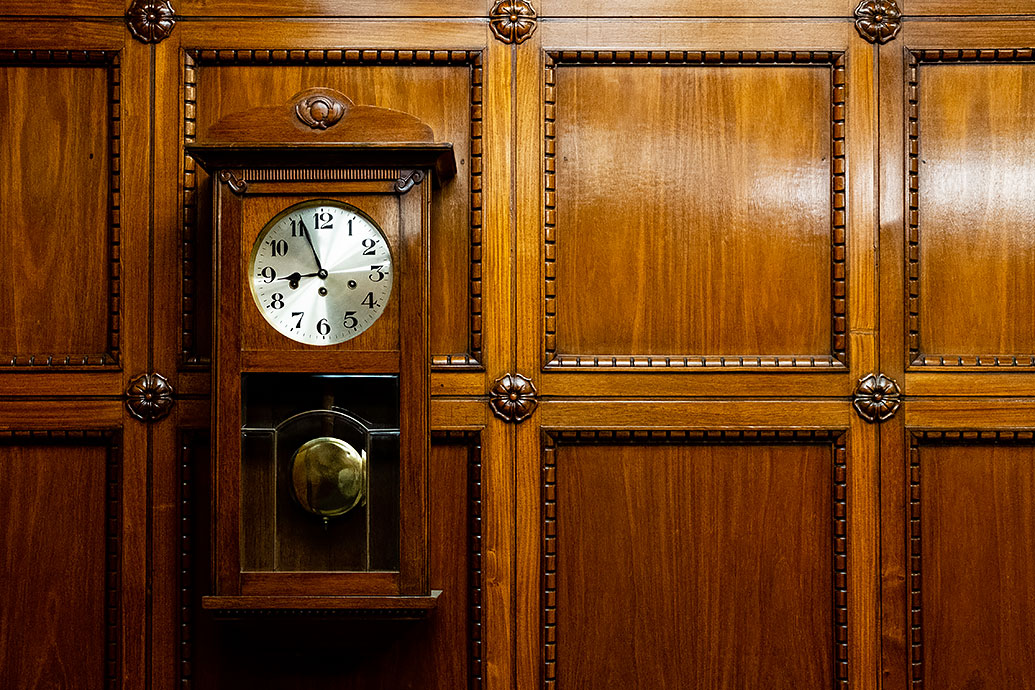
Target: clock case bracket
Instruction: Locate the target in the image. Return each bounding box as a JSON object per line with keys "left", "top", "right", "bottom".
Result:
{"left": 187, "top": 88, "right": 455, "bottom": 615}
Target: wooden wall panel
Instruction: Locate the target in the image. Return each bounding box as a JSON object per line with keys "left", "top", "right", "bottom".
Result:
{"left": 910, "top": 54, "right": 1035, "bottom": 368}
{"left": 0, "top": 433, "right": 120, "bottom": 690}
{"left": 184, "top": 50, "right": 483, "bottom": 368}
{"left": 907, "top": 433, "right": 1035, "bottom": 689}
{"left": 542, "top": 432, "right": 847, "bottom": 689}
{"left": 183, "top": 431, "right": 484, "bottom": 688}
{"left": 0, "top": 53, "right": 121, "bottom": 367}
{"left": 545, "top": 53, "right": 845, "bottom": 369}
{"left": 175, "top": 0, "right": 489, "bottom": 18}
{"left": 539, "top": 1, "right": 849, "bottom": 17}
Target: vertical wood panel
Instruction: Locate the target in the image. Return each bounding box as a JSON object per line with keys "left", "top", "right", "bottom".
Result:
{"left": 0, "top": 433, "right": 119, "bottom": 690}
{"left": 545, "top": 52, "right": 844, "bottom": 369}
{"left": 543, "top": 432, "right": 847, "bottom": 690}
{"left": 909, "top": 53, "right": 1035, "bottom": 367}
{"left": 910, "top": 433, "right": 1035, "bottom": 689}
{"left": 0, "top": 53, "right": 120, "bottom": 367}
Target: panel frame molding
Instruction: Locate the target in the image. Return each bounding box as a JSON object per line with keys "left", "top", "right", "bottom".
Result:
{"left": 540, "top": 428, "right": 849, "bottom": 689}
{"left": 0, "top": 429, "right": 123, "bottom": 688}
{"left": 0, "top": 50, "right": 123, "bottom": 370}
{"left": 904, "top": 428, "right": 1035, "bottom": 689}
{"left": 905, "top": 48, "right": 1035, "bottom": 371}
{"left": 180, "top": 48, "right": 485, "bottom": 371}
{"left": 542, "top": 50, "right": 848, "bottom": 371}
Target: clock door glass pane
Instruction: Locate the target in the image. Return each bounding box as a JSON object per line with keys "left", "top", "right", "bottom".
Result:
{"left": 240, "top": 373, "right": 400, "bottom": 573}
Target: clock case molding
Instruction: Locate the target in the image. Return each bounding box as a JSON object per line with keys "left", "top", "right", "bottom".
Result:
{"left": 187, "top": 88, "right": 455, "bottom": 614}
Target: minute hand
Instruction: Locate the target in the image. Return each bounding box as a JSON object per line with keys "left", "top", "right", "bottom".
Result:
{"left": 300, "top": 223, "right": 327, "bottom": 277}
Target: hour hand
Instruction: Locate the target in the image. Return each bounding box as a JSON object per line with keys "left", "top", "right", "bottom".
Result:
{"left": 276, "top": 271, "right": 320, "bottom": 288}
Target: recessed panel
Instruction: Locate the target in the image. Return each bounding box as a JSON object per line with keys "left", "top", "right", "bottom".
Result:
{"left": 546, "top": 437, "right": 842, "bottom": 688}
{"left": 191, "top": 52, "right": 481, "bottom": 366}
{"left": 0, "top": 440, "right": 112, "bottom": 689}
{"left": 914, "top": 439, "right": 1035, "bottom": 687}
{"left": 912, "top": 58, "right": 1035, "bottom": 366}
{"left": 547, "top": 55, "right": 840, "bottom": 367}
{"left": 0, "top": 62, "right": 114, "bottom": 364}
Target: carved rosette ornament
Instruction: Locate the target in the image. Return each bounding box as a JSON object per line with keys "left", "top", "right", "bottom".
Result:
{"left": 489, "top": 373, "right": 538, "bottom": 423}
{"left": 489, "top": 0, "right": 537, "bottom": 45}
{"left": 852, "top": 373, "right": 902, "bottom": 423}
{"left": 294, "top": 89, "right": 349, "bottom": 130}
{"left": 126, "top": 372, "right": 174, "bottom": 422}
{"left": 854, "top": 0, "right": 902, "bottom": 44}
{"left": 126, "top": 0, "right": 176, "bottom": 44}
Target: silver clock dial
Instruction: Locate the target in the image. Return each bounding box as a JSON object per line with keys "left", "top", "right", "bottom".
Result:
{"left": 248, "top": 200, "right": 393, "bottom": 345}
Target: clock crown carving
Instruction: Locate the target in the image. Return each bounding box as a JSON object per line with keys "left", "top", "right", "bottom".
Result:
{"left": 294, "top": 88, "right": 350, "bottom": 130}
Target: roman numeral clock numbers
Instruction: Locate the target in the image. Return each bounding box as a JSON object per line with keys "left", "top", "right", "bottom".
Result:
{"left": 248, "top": 200, "right": 394, "bottom": 345}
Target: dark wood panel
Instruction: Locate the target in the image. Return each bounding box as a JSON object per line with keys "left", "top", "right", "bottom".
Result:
{"left": 184, "top": 431, "right": 483, "bottom": 688}
{"left": 545, "top": 52, "right": 844, "bottom": 369}
{"left": 0, "top": 52, "right": 121, "bottom": 368}
{"left": 909, "top": 432, "right": 1035, "bottom": 689}
{"left": 0, "top": 431, "right": 119, "bottom": 690}
{"left": 184, "top": 50, "right": 483, "bottom": 368}
{"left": 910, "top": 52, "right": 1035, "bottom": 368}
{"left": 543, "top": 431, "right": 846, "bottom": 689}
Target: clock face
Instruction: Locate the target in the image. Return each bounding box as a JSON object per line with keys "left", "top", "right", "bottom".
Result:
{"left": 248, "top": 200, "right": 393, "bottom": 345}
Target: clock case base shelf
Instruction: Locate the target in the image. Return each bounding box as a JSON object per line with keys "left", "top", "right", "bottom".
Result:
{"left": 202, "top": 592, "right": 442, "bottom": 619}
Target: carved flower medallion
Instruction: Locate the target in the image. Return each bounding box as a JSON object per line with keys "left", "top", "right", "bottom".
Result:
{"left": 489, "top": 373, "right": 538, "bottom": 423}
{"left": 126, "top": 0, "right": 176, "bottom": 44}
{"left": 854, "top": 0, "right": 902, "bottom": 44}
{"left": 489, "top": 0, "right": 537, "bottom": 45}
{"left": 126, "top": 372, "right": 174, "bottom": 422}
{"left": 294, "top": 89, "right": 349, "bottom": 130}
{"left": 852, "top": 373, "right": 901, "bottom": 423}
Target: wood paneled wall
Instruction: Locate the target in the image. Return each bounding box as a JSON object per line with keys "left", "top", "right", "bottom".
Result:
{"left": 2, "top": 3, "right": 1035, "bottom": 690}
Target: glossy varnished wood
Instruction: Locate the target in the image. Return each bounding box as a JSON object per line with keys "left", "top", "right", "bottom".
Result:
{"left": 912, "top": 57, "right": 1035, "bottom": 365}
{"left": 548, "top": 57, "right": 835, "bottom": 366}
{"left": 545, "top": 435, "right": 845, "bottom": 689}
{"left": 0, "top": 435, "right": 116, "bottom": 690}
{"left": 911, "top": 434, "right": 1035, "bottom": 688}
{"left": 0, "top": 54, "right": 116, "bottom": 366}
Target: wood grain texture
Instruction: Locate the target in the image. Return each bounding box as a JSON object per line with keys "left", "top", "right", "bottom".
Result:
{"left": 539, "top": 0, "right": 848, "bottom": 16}
{"left": 910, "top": 52, "right": 1035, "bottom": 367}
{"left": 0, "top": 52, "right": 121, "bottom": 367}
{"left": 543, "top": 432, "right": 847, "bottom": 689}
{"left": 182, "top": 432, "right": 484, "bottom": 689}
{"left": 0, "top": 433, "right": 119, "bottom": 690}
{"left": 174, "top": 0, "right": 489, "bottom": 17}
{"left": 185, "top": 49, "right": 483, "bottom": 368}
{"left": 908, "top": 433, "right": 1035, "bottom": 689}
{"left": 545, "top": 52, "right": 844, "bottom": 368}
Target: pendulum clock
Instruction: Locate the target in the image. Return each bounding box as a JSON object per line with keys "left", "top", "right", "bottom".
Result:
{"left": 188, "top": 87, "right": 453, "bottom": 613}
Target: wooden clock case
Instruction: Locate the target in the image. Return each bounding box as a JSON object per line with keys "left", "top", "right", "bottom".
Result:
{"left": 187, "top": 88, "right": 455, "bottom": 614}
